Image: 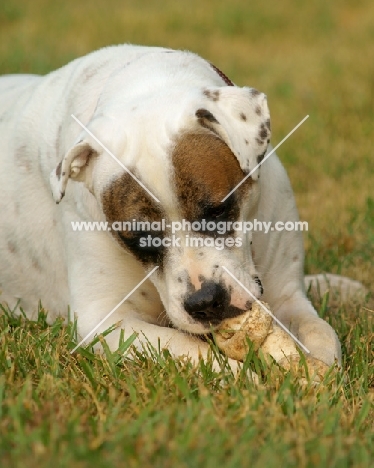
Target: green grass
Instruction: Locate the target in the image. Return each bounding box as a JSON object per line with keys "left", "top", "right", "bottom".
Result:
{"left": 0, "top": 299, "right": 373, "bottom": 468}
{"left": 0, "top": 0, "right": 373, "bottom": 466}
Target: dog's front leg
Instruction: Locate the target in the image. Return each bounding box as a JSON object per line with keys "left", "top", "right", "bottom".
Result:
{"left": 77, "top": 312, "right": 250, "bottom": 376}
{"left": 274, "top": 291, "right": 342, "bottom": 366}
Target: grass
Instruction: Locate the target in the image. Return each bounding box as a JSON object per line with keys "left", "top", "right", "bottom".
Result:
{"left": 0, "top": 0, "right": 373, "bottom": 466}
{"left": 0, "top": 299, "right": 373, "bottom": 468}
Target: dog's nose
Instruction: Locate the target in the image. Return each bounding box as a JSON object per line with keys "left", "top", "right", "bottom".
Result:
{"left": 184, "top": 282, "right": 226, "bottom": 324}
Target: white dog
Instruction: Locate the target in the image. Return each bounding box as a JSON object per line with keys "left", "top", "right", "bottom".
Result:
{"left": 0, "top": 44, "right": 346, "bottom": 370}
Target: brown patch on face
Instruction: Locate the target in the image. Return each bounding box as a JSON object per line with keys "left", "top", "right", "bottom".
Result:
{"left": 102, "top": 172, "right": 162, "bottom": 227}
{"left": 172, "top": 130, "right": 252, "bottom": 221}
{"left": 102, "top": 172, "right": 165, "bottom": 265}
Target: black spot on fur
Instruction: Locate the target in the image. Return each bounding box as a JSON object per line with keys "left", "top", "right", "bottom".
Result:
{"left": 203, "top": 89, "right": 220, "bottom": 102}
{"left": 245, "top": 300, "right": 253, "bottom": 310}
{"left": 257, "top": 150, "right": 267, "bottom": 164}
{"left": 196, "top": 108, "right": 219, "bottom": 124}
{"left": 259, "top": 123, "right": 268, "bottom": 140}
{"left": 253, "top": 275, "right": 264, "bottom": 295}
{"left": 55, "top": 161, "right": 62, "bottom": 179}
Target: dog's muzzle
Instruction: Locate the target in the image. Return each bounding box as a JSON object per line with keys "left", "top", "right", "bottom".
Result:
{"left": 183, "top": 281, "right": 245, "bottom": 327}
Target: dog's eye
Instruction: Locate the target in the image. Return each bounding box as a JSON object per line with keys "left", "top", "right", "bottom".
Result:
{"left": 117, "top": 231, "right": 164, "bottom": 264}
{"left": 207, "top": 205, "right": 226, "bottom": 219}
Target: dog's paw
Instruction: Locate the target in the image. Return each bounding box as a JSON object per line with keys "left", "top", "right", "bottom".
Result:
{"left": 212, "top": 301, "right": 341, "bottom": 383}
{"left": 293, "top": 316, "right": 341, "bottom": 366}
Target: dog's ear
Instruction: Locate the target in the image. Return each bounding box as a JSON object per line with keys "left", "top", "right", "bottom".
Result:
{"left": 50, "top": 114, "right": 118, "bottom": 203}
{"left": 196, "top": 86, "right": 271, "bottom": 179}
{"left": 50, "top": 139, "right": 98, "bottom": 203}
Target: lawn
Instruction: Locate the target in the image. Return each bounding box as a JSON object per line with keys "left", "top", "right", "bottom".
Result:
{"left": 0, "top": 0, "right": 373, "bottom": 466}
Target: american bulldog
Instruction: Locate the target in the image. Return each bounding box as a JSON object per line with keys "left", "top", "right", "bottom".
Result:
{"left": 0, "top": 45, "right": 343, "bottom": 370}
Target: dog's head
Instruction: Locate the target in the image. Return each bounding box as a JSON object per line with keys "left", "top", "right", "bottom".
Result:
{"left": 50, "top": 84, "right": 270, "bottom": 334}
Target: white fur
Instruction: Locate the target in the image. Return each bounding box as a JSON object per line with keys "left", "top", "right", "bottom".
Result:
{"left": 0, "top": 44, "right": 352, "bottom": 369}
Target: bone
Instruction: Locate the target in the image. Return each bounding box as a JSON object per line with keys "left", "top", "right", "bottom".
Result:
{"left": 215, "top": 301, "right": 330, "bottom": 383}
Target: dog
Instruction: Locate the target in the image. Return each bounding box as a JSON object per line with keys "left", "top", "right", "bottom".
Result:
{"left": 0, "top": 44, "right": 344, "bottom": 371}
